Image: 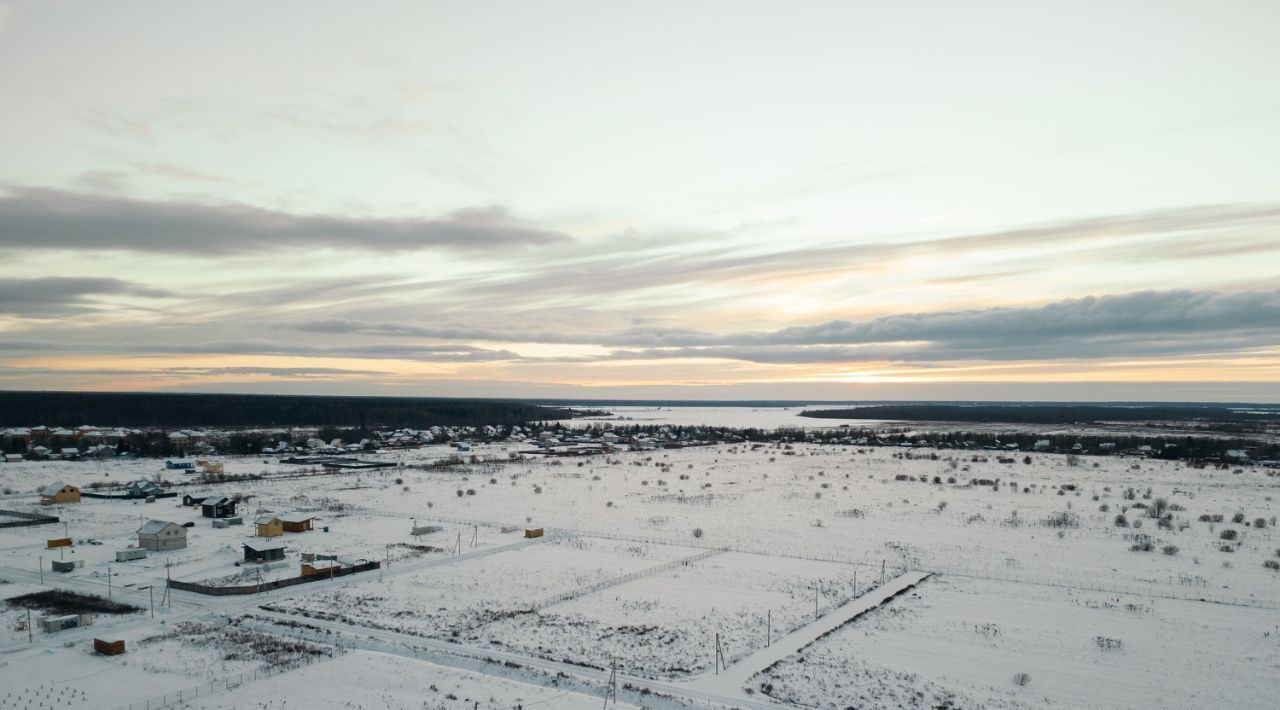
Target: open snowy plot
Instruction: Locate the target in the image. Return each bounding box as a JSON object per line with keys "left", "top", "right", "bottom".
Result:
{"left": 482, "top": 551, "right": 877, "bottom": 678}
{"left": 263, "top": 535, "right": 700, "bottom": 640}
{"left": 174, "top": 649, "right": 639, "bottom": 710}
{"left": 752, "top": 574, "right": 1280, "bottom": 710}
{"left": 0, "top": 612, "right": 339, "bottom": 710}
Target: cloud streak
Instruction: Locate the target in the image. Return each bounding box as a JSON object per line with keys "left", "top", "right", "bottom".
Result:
{"left": 0, "top": 187, "right": 572, "bottom": 254}
{"left": 289, "top": 288, "right": 1280, "bottom": 364}
{"left": 0, "top": 277, "right": 175, "bottom": 316}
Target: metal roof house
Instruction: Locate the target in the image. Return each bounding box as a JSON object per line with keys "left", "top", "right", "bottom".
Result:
{"left": 137, "top": 520, "right": 186, "bottom": 551}
{"left": 122, "top": 480, "right": 166, "bottom": 498}
{"left": 243, "top": 540, "right": 286, "bottom": 563}
{"left": 200, "top": 496, "right": 237, "bottom": 519}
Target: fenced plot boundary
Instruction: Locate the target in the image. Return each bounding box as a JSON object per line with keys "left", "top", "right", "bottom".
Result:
{"left": 0, "top": 508, "right": 59, "bottom": 528}
{"left": 167, "top": 561, "right": 380, "bottom": 596}
{"left": 528, "top": 546, "right": 728, "bottom": 611}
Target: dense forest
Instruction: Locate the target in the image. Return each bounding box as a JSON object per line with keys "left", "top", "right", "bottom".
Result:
{"left": 0, "top": 391, "right": 580, "bottom": 428}
{"left": 800, "top": 404, "right": 1280, "bottom": 425}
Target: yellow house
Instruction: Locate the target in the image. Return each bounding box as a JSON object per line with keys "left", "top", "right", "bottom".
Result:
{"left": 254, "top": 514, "right": 283, "bottom": 538}
{"left": 40, "top": 483, "right": 80, "bottom": 505}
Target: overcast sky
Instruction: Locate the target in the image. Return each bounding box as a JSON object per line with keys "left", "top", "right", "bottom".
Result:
{"left": 2, "top": 0, "right": 1279, "bottom": 401}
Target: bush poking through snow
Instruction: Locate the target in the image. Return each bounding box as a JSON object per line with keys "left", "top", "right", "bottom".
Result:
{"left": 1013, "top": 672, "right": 1032, "bottom": 686}
{"left": 1095, "top": 636, "right": 1123, "bottom": 652}
{"left": 692, "top": 527, "right": 704, "bottom": 538}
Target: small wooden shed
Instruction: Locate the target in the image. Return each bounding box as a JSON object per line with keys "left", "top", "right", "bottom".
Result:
{"left": 301, "top": 558, "right": 341, "bottom": 576}
{"left": 524, "top": 528, "right": 544, "bottom": 538}
{"left": 40, "top": 483, "right": 80, "bottom": 505}
{"left": 94, "top": 638, "right": 126, "bottom": 655}
{"left": 254, "top": 514, "right": 283, "bottom": 538}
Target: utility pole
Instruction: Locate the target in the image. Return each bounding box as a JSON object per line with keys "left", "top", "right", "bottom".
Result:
{"left": 38, "top": 555, "right": 43, "bottom": 584}
{"left": 767, "top": 610, "right": 771, "bottom": 647}
{"left": 27, "top": 609, "right": 32, "bottom": 643}
{"left": 815, "top": 586, "right": 819, "bottom": 621}
{"left": 107, "top": 566, "right": 111, "bottom": 598}
{"left": 881, "top": 559, "right": 885, "bottom": 587}
{"left": 602, "top": 657, "right": 617, "bottom": 708}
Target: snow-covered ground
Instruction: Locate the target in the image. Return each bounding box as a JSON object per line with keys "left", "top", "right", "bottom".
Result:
{"left": 172, "top": 649, "right": 640, "bottom": 710}
{"left": 753, "top": 574, "right": 1280, "bottom": 710}
{"left": 1, "top": 439, "right": 1277, "bottom": 708}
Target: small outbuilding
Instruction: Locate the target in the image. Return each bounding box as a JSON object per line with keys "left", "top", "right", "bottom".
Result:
{"left": 40, "top": 483, "right": 80, "bottom": 505}
{"left": 301, "top": 558, "right": 341, "bottom": 576}
{"left": 280, "top": 512, "right": 317, "bottom": 533}
{"left": 243, "top": 540, "right": 286, "bottom": 563}
{"left": 137, "top": 519, "right": 187, "bottom": 551}
{"left": 94, "top": 638, "right": 126, "bottom": 655}
{"left": 41, "top": 615, "right": 81, "bottom": 633}
{"left": 254, "top": 515, "right": 283, "bottom": 538}
{"left": 200, "top": 496, "right": 237, "bottom": 519}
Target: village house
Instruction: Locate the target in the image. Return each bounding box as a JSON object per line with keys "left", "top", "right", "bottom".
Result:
{"left": 243, "top": 540, "right": 286, "bottom": 563}
{"left": 137, "top": 520, "right": 187, "bottom": 551}
{"left": 123, "top": 480, "right": 165, "bottom": 498}
{"left": 254, "top": 514, "right": 284, "bottom": 538}
{"left": 280, "top": 512, "right": 317, "bottom": 533}
{"left": 200, "top": 496, "right": 237, "bottom": 518}
{"left": 40, "top": 483, "right": 80, "bottom": 505}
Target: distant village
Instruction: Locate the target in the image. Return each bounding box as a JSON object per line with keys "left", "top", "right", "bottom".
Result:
{"left": 1, "top": 419, "right": 1274, "bottom": 468}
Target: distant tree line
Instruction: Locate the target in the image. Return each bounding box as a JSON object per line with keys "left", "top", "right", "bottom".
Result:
{"left": 0, "top": 391, "right": 579, "bottom": 428}
{"left": 800, "top": 404, "right": 1280, "bottom": 427}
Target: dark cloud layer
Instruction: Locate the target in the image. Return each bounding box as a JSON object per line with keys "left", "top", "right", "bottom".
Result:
{"left": 0, "top": 187, "right": 571, "bottom": 254}
{"left": 289, "top": 288, "right": 1280, "bottom": 364}
{"left": 0, "top": 277, "right": 174, "bottom": 316}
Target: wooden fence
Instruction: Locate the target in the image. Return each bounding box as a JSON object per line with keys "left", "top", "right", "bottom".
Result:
{"left": 0, "top": 509, "right": 59, "bottom": 528}
{"left": 167, "top": 561, "right": 380, "bottom": 596}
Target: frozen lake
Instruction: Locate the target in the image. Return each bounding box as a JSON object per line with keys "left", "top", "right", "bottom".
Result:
{"left": 551, "top": 404, "right": 895, "bottom": 429}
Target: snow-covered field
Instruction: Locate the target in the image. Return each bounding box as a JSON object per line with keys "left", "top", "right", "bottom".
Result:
{"left": 174, "top": 649, "right": 640, "bottom": 710}
{"left": 753, "top": 575, "right": 1280, "bottom": 710}
{"left": 482, "top": 551, "right": 880, "bottom": 677}
{"left": 262, "top": 535, "right": 702, "bottom": 640}
{"left": 2, "top": 437, "right": 1277, "bottom": 708}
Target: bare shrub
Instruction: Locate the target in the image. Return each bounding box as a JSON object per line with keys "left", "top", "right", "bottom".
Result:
{"left": 1094, "top": 636, "right": 1123, "bottom": 651}
{"left": 1162, "top": 545, "right": 1179, "bottom": 556}
{"left": 692, "top": 527, "right": 704, "bottom": 539}
{"left": 1013, "top": 672, "right": 1031, "bottom": 687}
